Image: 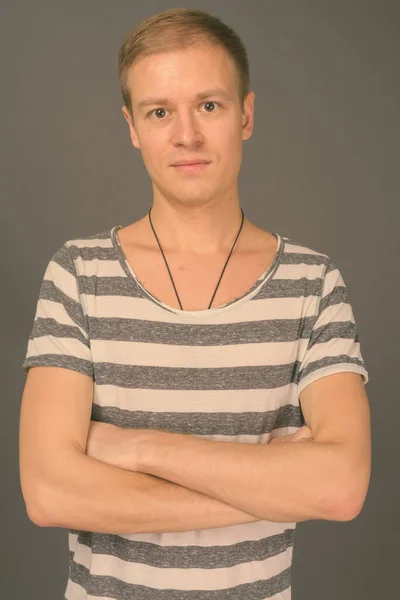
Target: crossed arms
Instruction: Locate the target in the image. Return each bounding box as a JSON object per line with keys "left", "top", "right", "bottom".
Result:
{"left": 19, "top": 367, "right": 371, "bottom": 534}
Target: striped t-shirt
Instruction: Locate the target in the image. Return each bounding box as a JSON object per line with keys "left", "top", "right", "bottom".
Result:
{"left": 22, "top": 224, "right": 369, "bottom": 600}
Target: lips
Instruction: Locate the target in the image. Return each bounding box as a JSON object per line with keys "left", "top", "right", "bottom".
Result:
{"left": 173, "top": 162, "right": 211, "bottom": 174}
{"left": 172, "top": 160, "right": 210, "bottom": 166}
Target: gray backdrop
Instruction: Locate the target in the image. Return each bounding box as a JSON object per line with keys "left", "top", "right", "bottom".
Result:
{"left": 2, "top": 1, "right": 398, "bottom": 598}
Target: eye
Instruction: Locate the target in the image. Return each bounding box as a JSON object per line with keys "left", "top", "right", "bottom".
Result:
{"left": 150, "top": 108, "right": 168, "bottom": 119}
{"left": 149, "top": 101, "right": 221, "bottom": 120}
{"left": 202, "top": 101, "right": 219, "bottom": 112}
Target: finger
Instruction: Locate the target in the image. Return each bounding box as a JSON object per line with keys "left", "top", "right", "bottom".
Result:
{"left": 292, "top": 426, "right": 313, "bottom": 440}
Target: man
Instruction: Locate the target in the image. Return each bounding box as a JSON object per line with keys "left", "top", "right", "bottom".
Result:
{"left": 19, "top": 8, "right": 371, "bottom": 600}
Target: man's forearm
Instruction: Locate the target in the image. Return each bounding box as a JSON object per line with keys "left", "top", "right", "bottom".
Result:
{"left": 39, "top": 448, "right": 259, "bottom": 533}
{"left": 134, "top": 432, "right": 356, "bottom": 523}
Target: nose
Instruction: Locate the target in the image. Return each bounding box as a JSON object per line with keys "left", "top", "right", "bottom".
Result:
{"left": 170, "top": 109, "right": 204, "bottom": 147}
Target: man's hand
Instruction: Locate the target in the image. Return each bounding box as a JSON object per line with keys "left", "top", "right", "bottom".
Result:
{"left": 85, "top": 421, "right": 148, "bottom": 471}
{"left": 269, "top": 425, "right": 313, "bottom": 444}
{"left": 85, "top": 420, "right": 314, "bottom": 472}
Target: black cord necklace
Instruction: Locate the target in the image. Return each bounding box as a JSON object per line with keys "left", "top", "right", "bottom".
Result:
{"left": 148, "top": 206, "right": 245, "bottom": 310}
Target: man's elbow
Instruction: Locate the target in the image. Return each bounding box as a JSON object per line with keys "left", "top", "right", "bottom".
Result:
{"left": 24, "top": 488, "right": 54, "bottom": 527}
{"left": 27, "top": 505, "right": 50, "bottom": 527}
{"left": 21, "top": 443, "right": 86, "bottom": 529}
{"left": 21, "top": 457, "right": 77, "bottom": 528}
{"left": 329, "top": 445, "right": 371, "bottom": 522}
{"left": 318, "top": 455, "right": 368, "bottom": 523}
{"left": 330, "top": 473, "right": 370, "bottom": 522}
{"left": 333, "top": 493, "right": 365, "bottom": 522}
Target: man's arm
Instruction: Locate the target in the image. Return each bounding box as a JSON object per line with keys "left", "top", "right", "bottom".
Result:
{"left": 104, "top": 373, "right": 370, "bottom": 524}
{"left": 109, "top": 430, "right": 346, "bottom": 523}
{"left": 38, "top": 446, "right": 261, "bottom": 533}
{"left": 20, "top": 366, "right": 259, "bottom": 533}
{"left": 135, "top": 432, "right": 349, "bottom": 523}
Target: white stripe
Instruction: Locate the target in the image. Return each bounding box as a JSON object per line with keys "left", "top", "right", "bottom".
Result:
{"left": 69, "top": 238, "right": 113, "bottom": 248}
{"left": 65, "top": 576, "right": 291, "bottom": 599}
{"left": 284, "top": 241, "right": 326, "bottom": 257}
{"left": 94, "top": 382, "right": 297, "bottom": 414}
{"left": 90, "top": 338, "right": 308, "bottom": 367}
{"left": 302, "top": 338, "right": 364, "bottom": 362}
{"left": 317, "top": 301, "right": 355, "bottom": 325}
{"left": 80, "top": 259, "right": 126, "bottom": 277}
{"left": 322, "top": 266, "right": 344, "bottom": 296}
{"left": 85, "top": 294, "right": 314, "bottom": 324}
{"left": 277, "top": 262, "right": 323, "bottom": 280}
{"left": 298, "top": 364, "right": 368, "bottom": 395}
{"left": 25, "top": 335, "right": 91, "bottom": 361}
{"left": 80, "top": 257, "right": 323, "bottom": 282}
{"left": 65, "top": 578, "right": 117, "bottom": 600}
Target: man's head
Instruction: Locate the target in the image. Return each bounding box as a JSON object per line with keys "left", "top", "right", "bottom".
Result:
{"left": 118, "top": 8, "right": 254, "bottom": 209}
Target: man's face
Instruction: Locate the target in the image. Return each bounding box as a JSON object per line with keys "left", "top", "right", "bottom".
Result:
{"left": 122, "top": 43, "right": 254, "bottom": 208}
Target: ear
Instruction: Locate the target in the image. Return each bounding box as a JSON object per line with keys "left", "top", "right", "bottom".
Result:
{"left": 242, "top": 90, "right": 255, "bottom": 141}
{"left": 121, "top": 106, "right": 140, "bottom": 149}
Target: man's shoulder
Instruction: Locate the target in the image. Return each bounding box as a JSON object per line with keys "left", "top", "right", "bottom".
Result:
{"left": 65, "top": 226, "right": 115, "bottom": 246}
{"left": 53, "top": 226, "right": 118, "bottom": 269}
{"left": 254, "top": 223, "right": 331, "bottom": 264}
{"left": 282, "top": 233, "right": 331, "bottom": 261}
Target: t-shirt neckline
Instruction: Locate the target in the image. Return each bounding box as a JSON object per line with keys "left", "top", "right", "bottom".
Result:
{"left": 110, "top": 224, "right": 284, "bottom": 317}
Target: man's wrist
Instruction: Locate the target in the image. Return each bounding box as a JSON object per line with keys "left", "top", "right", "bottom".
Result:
{"left": 120, "top": 427, "right": 160, "bottom": 472}
{"left": 133, "top": 429, "right": 165, "bottom": 472}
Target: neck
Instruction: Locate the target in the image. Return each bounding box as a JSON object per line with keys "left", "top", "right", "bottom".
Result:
{"left": 148, "top": 199, "right": 246, "bottom": 256}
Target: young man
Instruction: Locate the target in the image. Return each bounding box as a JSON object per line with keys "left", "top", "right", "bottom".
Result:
{"left": 19, "top": 8, "right": 371, "bottom": 600}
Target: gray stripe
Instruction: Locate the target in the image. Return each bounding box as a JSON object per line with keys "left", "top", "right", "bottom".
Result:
{"left": 308, "top": 320, "right": 359, "bottom": 346}
{"left": 318, "top": 283, "right": 347, "bottom": 313}
{"left": 68, "top": 235, "right": 328, "bottom": 268}
{"left": 297, "top": 355, "right": 366, "bottom": 384}
{"left": 28, "top": 316, "right": 89, "bottom": 348}
{"left": 325, "top": 258, "right": 339, "bottom": 276}
{"left": 88, "top": 314, "right": 315, "bottom": 344}
{"left": 71, "top": 527, "right": 294, "bottom": 567}
{"left": 83, "top": 274, "right": 142, "bottom": 298}
{"left": 70, "top": 229, "right": 113, "bottom": 241}
{"left": 82, "top": 272, "right": 323, "bottom": 302}
{"left": 50, "top": 243, "right": 77, "bottom": 276}
{"left": 68, "top": 244, "right": 122, "bottom": 261}
{"left": 93, "top": 362, "right": 298, "bottom": 390}
{"left": 315, "top": 258, "right": 343, "bottom": 318}
{"left": 280, "top": 249, "right": 328, "bottom": 267}
{"left": 68, "top": 557, "right": 291, "bottom": 599}
{"left": 255, "top": 275, "right": 322, "bottom": 300}
{"left": 37, "top": 279, "right": 89, "bottom": 335}
{"left": 22, "top": 355, "right": 93, "bottom": 378}
{"left": 91, "top": 402, "right": 303, "bottom": 435}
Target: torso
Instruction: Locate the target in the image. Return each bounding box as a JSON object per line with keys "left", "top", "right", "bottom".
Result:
{"left": 116, "top": 216, "right": 279, "bottom": 311}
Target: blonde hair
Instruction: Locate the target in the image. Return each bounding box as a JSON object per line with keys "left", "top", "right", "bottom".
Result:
{"left": 118, "top": 8, "right": 251, "bottom": 119}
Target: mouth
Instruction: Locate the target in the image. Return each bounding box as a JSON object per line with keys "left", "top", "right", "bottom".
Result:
{"left": 172, "top": 162, "right": 211, "bottom": 175}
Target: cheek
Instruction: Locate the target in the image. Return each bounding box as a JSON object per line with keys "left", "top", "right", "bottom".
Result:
{"left": 140, "top": 136, "right": 165, "bottom": 169}
{"left": 218, "top": 119, "right": 243, "bottom": 149}
{"left": 219, "top": 128, "right": 243, "bottom": 165}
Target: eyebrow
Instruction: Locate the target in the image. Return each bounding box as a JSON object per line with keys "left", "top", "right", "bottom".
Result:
{"left": 136, "top": 88, "right": 232, "bottom": 110}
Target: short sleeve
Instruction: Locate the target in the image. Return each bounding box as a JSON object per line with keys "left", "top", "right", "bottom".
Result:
{"left": 297, "top": 258, "right": 369, "bottom": 396}
{"left": 22, "top": 242, "right": 93, "bottom": 379}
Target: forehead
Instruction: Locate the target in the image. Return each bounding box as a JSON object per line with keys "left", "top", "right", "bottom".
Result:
{"left": 127, "top": 44, "right": 238, "bottom": 105}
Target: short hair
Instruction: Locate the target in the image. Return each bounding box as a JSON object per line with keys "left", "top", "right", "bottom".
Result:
{"left": 118, "top": 8, "right": 251, "bottom": 120}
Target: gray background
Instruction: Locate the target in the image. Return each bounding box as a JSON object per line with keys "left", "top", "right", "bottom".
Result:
{"left": 2, "top": 1, "right": 398, "bottom": 598}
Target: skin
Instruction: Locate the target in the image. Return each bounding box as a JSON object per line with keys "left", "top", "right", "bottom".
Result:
{"left": 86, "top": 423, "right": 314, "bottom": 472}
{"left": 120, "top": 41, "right": 257, "bottom": 255}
